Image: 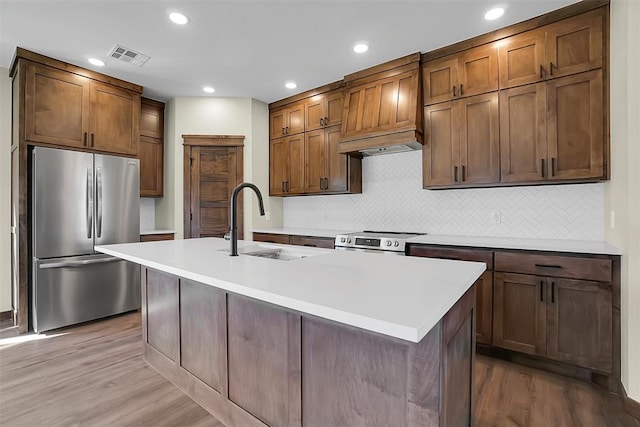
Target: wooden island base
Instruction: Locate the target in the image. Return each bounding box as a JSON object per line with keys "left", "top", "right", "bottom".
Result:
{"left": 141, "top": 267, "right": 476, "bottom": 427}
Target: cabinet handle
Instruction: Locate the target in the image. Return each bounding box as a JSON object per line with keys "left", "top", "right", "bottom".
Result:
{"left": 453, "top": 166, "right": 458, "bottom": 182}
{"left": 282, "top": 127, "right": 286, "bottom": 135}
{"left": 461, "top": 165, "right": 466, "bottom": 182}
{"left": 452, "top": 85, "right": 457, "bottom": 97}
{"left": 324, "top": 177, "right": 328, "bottom": 189}
{"left": 286, "top": 126, "right": 289, "bottom": 134}
{"left": 83, "top": 132, "right": 88, "bottom": 146}
{"left": 550, "top": 62, "right": 554, "bottom": 76}
{"left": 91, "top": 133, "right": 95, "bottom": 147}
{"left": 541, "top": 159, "right": 546, "bottom": 178}
{"left": 535, "top": 263, "right": 563, "bottom": 269}
{"left": 551, "top": 282, "right": 555, "bottom": 303}
{"left": 325, "top": 116, "right": 329, "bottom": 125}
{"left": 303, "top": 244, "right": 317, "bottom": 247}
{"left": 320, "top": 178, "right": 324, "bottom": 190}
{"left": 320, "top": 118, "right": 325, "bottom": 126}
{"left": 286, "top": 181, "right": 289, "bottom": 192}
{"left": 540, "top": 281, "right": 544, "bottom": 302}
{"left": 281, "top": 181, "right": 285, "bottom": 192}
{"left": 551, "top": 157, "right": 556, "bottom": 177}
{"left": 540, "top": 65, "right": 544, "bottom": 79}
{"left": 460, "top": 84, "right": 464, "bottom": 96}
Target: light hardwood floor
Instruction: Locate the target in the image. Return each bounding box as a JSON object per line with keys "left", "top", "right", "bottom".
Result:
{"left": 0, "top": 312, "right": 637, "bottom": 426}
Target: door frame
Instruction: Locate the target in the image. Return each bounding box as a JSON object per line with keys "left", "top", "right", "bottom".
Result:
{"left": 182, "top": 135, "right": 244, "bottom": 239}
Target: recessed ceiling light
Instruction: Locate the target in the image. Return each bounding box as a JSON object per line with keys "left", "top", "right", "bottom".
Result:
{"left": 88, "top": 58, "right": 105, "bottom": 67}
{"left": 169, "top": 12, "right": 189, "bottom": 25}
{"left": 203, "top": 86, "right": 215, "bottom": 93}
{"left": 353, "top": 43, "right": 369, "bottom": 53}
{"left": 285, "top": 81, "right": 297, "bottom": 89}
{"left": 484, "top": 7, "right": 505, "bottom": 20}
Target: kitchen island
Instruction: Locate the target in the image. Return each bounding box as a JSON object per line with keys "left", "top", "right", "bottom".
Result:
{"left": 97, "top": 238, "right": 486, "bottom": 427}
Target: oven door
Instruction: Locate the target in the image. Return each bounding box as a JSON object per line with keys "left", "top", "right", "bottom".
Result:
{"left": 334, "top": 247, "right": 405, "bottom": 256}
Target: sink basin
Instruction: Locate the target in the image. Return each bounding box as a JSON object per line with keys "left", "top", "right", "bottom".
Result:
{"left": 220, "top": 244, "right": 319, "bottom": 261}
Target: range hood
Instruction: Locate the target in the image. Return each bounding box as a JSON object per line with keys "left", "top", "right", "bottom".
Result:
{"left": 338, "top": 53, "right": 423, "bottom": 157}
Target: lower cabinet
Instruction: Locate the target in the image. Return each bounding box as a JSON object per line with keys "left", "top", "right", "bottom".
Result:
{"left": 140, "top": 232, "right": 174, "bottom": 242}
{"left": 494, "top": 272, "right": 612, "bottom": 372}
{"left": 253, "top": 232, "right": 335, "bottom": 249}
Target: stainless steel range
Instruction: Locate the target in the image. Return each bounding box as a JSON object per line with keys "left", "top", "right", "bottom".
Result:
{"left": 334, "top": 231, "right": 425, "bottom": 255}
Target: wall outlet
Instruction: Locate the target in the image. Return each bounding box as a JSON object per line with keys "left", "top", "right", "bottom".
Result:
{"left": 491, "top": 211, "right": 502, "bottom": 224}
{"left": 265, "top": 211, "right": 271, "bottom": 221}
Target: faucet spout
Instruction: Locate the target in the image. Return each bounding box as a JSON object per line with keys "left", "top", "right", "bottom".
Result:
{"left": 229, "top": 182, "right": 265, "bottom": 256}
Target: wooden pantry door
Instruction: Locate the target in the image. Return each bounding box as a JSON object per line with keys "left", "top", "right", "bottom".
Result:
{"left": 183, "top": 135, "right": 244, "bottom": 239}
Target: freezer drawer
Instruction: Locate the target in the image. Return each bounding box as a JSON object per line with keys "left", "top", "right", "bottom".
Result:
{"left": 33, "top": 254, "right": 140, "bottom": 333}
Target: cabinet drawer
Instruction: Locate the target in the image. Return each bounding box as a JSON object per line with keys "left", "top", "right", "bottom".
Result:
{"left": 289, "top": 236, "right": 335, "bottom": 249}
{"left": 494, "top": 252, "right": 612, "bottom": 283}
{"left": 408, "top": 245, "right": 493, "bottom": 269}
{"left": 252, "top": 233, "right": 291, "bottom": 245}
{"left": 140, "top": 233, "right": 174, "bottom": 242}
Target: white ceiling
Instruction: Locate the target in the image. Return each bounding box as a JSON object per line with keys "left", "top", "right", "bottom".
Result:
{"left": 0, "top": 0, "right": 578, "bottom": 104}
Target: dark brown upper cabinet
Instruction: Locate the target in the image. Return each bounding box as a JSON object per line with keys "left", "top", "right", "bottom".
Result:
{"left": 423, "top": 43, "right": 499, "bottom": 105}
{"left": 338, "top": 53, "right": 423, "bottom": 155}
{"left": 139, "top": 98, "right": 165, "bottom": 197}
{"left": 501, "top": 69, "right": 604, "bottom": 183}
{"left": 423, "top": 92, "right": 500, "bottom": 188}
{"left": 270, "top": 102, "right": 305, "bottom": 139}
{"left": 269, "top": 134, "right": 305, "bottom": 196}
{"left": 304, "top": 89, "right": 343, "bottom": 132}
{"left": 24, "top": 61, "right": 140, "bottom": 156}
{"left": 499, "top": 9, "right": 604, "bottom": 89}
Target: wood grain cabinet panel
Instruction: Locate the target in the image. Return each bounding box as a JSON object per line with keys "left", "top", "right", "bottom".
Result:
{"left": 145, "top": 269, "right": 179, "bottom": 362}
{"left": 269, "top": 138, "right": 287, "bottom": 196}
{"left": 304, "top": 89, "right": 342, "bottom": 131}
{"left": 423, "top": 43, "right": 498, "bottom": 105}
{"left": 498, "top": 30, "right": 547, "bottom": 89}
{"left": 180, "top": 279, "right": 227, "bottom": 393}
{"left": 269, "top": 135, "right": 305, "bottom": 195}
{"left": 139, "top": 98, "right": 164, "bottom": 197}
{"left": 289, "top": 235, "right": 335, "bottom": 249}
{"left": 24, "top": 62, "right": 90, "bottom": 147}
{"left": 423, "top": 93, "right": 499, "bottom": 188}
{"left": 140, "top": 233, "right": 174, "bottom": 242}
{"left": 252, "top": 232, "right": 291, "bottom": 245}
{"left": 270, "top": 102, "right": 305, "bottom": 139}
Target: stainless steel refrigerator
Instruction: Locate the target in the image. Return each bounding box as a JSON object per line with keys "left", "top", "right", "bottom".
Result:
{"left": 32, "top": 146, "right": 141, "bottom": 333}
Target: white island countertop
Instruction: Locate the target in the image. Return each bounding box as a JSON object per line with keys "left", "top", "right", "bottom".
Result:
{"left": 96, "top": 238, "right": 485, "bottom": 343}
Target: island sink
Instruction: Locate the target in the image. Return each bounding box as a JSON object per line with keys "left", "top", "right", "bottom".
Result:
{"left": 218, "top": 244, "right": 317, "bottom": 261}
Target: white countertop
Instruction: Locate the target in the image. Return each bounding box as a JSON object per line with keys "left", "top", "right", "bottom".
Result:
{"left": 140, "top": 229, "right": 176, "bottom": 235}
{"left": 252, "top": 227, "right": 355, "bottom": 238}
{"left": 96, "top": 238, "right": 485, "bottom": 343}
{"left": 407, "top": 234, "right": 622, "bottom": 255}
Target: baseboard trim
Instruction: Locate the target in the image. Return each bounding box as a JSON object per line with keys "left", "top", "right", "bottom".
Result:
{"left": 0, "top": 310, "right": 12, "bottom": 321}
{"left": 620, "top": 381, "right": 640, "bottom": 420}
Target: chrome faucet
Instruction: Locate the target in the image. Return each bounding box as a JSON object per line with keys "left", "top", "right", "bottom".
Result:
{"left": 227, "top": 183, "right": 265, "bottom": 256}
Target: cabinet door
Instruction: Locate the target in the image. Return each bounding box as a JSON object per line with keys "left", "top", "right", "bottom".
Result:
{"left": 89, "top": 82, "right": 139, "bottom": 155}
{"left": 325, "top": 126, "right": 348, "bottom": 193}
{"left": 457, "top": 43, "right": 498, "bottom": 98}
{"left": 341, "top": 81, "right": 380, "bottom": 138}
{"left": 458, "top": 93, "right": 499, "bottom": 185}
{"left": 499, "top": 30, "right": 546, "bottom": 89}
{"left": 423, "top": 56, "right": 458, "bottom": 105}
{"left": 24, "top": 63, "right": 90, "bottom": 147}
{"left": 423, "top": 102, "right": 458, "bottom": 187}
{"left": 546, "top": 278, "right": 612, "bottom": 372}
{"left": 493, "top": 273, "right": 546, "bottom": 356}
{"left": 140, "top": 100, "right": 163, "bottom": 138}
{"left": 324, "top": 90, "right": 343, "bottom": 127}
{"left": 139, "top": 136, "right": 163, "bottom": 197}
{"left": 304, "top": 95, "right": 326, "bottom": 132}
{"left": 286, "top": 134, "right": 305, "bottom": 194}
{"left": 304, "top": 129, "right": 325, "bottom": 193}
{"left": 286, "top": 102, "right": 305, "bottom": 136}
{"left": 545, "top": 12, "right": 603, "bottom": 79}
{"left": 500, "top": 83, "right": 547, "bottom": 183}
{"left": 270, "top": 108, "right": 287, "bottom": 139}
{"left": 269, "top": 138, "right": 286, "bottom": 195}
{"left": 475, "top": 271, "right": 494, "bottom": 345}
{"left": 546, "top": 70, "right": 603, "bottom": 180}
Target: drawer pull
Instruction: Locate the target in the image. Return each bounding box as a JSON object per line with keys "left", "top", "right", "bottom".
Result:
{"left": 303, "top": 244, "right": 317, "bottom": 247}
{"left": 535, "top": 263, "right": 563, "bottom": 269}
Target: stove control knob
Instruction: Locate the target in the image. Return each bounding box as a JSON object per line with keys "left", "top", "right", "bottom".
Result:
{"left": 340, "top": 237, "right": 346, "bottom": 243}
{"left": 394, "top": 241, "right": 400, "bottom": 247}
{"left": 347, "top": 238, "right": 352, "bottom": 244}
{"left": 386, "top": 240, "right": 392, "bottom": 247}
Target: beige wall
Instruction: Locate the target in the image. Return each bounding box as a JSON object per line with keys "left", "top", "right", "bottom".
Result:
{"left": 156, "top": 97, "right": 281, "bottom": 239}
{"left": 607, "top": 0, "right": 640, "bottom": 401}
{"left": 0, "top": 67, "right": 12, "bottom": 312}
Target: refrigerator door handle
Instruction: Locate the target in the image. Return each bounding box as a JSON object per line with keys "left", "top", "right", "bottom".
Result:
{"left": 96, "top": 167, "right": 103, "bottom": 238}
{"left": 38, "top": 256, "right": 121, "bottom": 269}
{"left": 86, "top": 167, "right": 93, "bottom": 239}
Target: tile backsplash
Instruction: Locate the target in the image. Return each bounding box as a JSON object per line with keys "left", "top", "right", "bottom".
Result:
{"left": 140, "top": 198, "right": 156, "bottom": 231}
{"left": 283, "top": 151, "right": 604, "bottom": 241}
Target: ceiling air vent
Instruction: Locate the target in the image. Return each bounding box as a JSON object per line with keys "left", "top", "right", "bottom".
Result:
{"left": 107, "top": 44, "right": 150, "bottom": 67}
